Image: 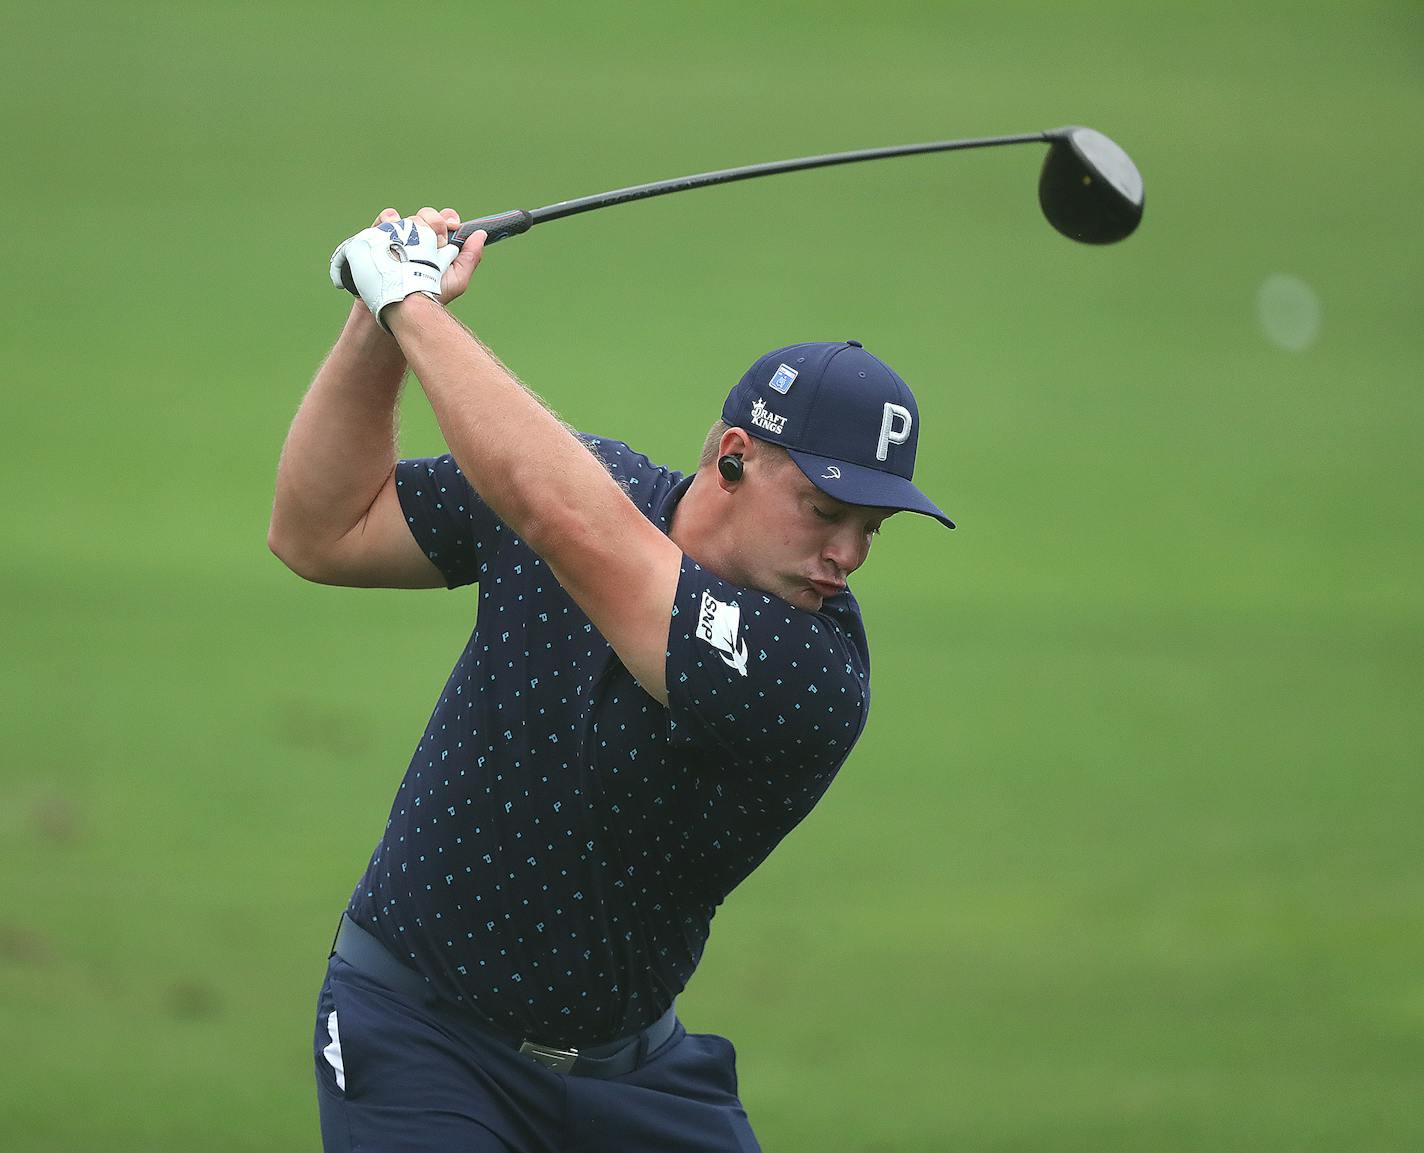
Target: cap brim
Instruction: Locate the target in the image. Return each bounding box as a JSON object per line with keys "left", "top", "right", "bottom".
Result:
{"left": 786, "top": 449, "right": 955, "bottom": 529}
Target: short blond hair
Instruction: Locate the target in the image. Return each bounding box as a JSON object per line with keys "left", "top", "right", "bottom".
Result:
{"left": 698, "top": 419, "right": 730, "bottom": 469}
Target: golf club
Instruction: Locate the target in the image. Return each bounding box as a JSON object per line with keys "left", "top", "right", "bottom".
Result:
{"left": 339, "top": 126, "right": 1143, "bottom": 295}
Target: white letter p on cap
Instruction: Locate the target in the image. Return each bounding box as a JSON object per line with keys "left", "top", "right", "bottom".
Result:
{"left": 877, "top": 403, "right": 912, "bottom": 462}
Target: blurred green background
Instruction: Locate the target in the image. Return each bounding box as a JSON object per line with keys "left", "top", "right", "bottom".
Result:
{"left": 3, "top": 1, "right": 1421, "bottom": 1149}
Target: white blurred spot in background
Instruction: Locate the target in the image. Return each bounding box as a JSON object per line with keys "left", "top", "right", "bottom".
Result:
{"left": 1256, "top": 274, "right": 1322, "bottom": 351}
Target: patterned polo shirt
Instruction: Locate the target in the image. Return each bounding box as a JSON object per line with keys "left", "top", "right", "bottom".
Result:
{"left": 345, "top": 435, "right": 871, "bottom": 1046}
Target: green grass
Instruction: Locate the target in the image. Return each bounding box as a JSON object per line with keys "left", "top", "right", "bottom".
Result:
{"left": 2, "top": 1, "right": 1421, "bottom": 1149}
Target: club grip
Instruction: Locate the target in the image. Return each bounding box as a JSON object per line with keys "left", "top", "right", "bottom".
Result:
{"left": 451, "top": 209, "right": 534, "bottom": 248}
{"left": 338, "top": 209, "right": 534, "bottom": 295}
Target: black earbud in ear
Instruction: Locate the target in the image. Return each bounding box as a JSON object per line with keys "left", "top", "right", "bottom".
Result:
{"left": 717, "top": 454, "right": 744, "bottom": 482}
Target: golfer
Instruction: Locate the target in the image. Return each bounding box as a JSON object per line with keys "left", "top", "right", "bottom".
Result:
{"left": 268, "top": 207, "right": 953, "bottom": 1152}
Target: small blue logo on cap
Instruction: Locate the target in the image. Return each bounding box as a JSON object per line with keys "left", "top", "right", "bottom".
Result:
{"left": 767, "top": 364, "right": 798, "bottom": 395}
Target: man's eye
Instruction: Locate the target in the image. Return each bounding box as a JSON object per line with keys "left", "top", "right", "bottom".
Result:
{"left": 810, "top": 503, "right": 835, "bottom": 521}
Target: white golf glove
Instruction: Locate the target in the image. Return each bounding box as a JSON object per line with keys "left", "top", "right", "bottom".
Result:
{"left": 329, "top": 218, "right": 459, "bottom": 331}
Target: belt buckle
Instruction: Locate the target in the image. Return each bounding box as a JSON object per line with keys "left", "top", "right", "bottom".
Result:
{"left": 519, "top": 1040, "right": 580, "bottom": 1073}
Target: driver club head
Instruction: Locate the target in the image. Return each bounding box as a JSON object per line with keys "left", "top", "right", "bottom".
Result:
{"left": 1038, "top": 126, "right": 1144, "bottom": 244}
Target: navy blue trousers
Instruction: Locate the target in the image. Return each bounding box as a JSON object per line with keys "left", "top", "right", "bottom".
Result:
{"left": 314, "top": 955, "right": 762, "bottom": 1152}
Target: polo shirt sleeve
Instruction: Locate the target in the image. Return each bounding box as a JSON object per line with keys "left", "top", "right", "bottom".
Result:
{"left": 664, "top": 557, "right": 870, "bottom": 772}
{"left": 395, "top": 455, "right": 504, "bottom": 589}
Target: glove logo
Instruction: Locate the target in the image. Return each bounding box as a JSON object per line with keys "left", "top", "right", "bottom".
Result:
{"left": 376, "top": 219, "right": 425, "bottom": 262}
{"left": 376, "top": 219, "right": 422, "bottom": 245}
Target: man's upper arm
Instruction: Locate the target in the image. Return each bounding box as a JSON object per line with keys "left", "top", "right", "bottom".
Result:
{"left": 538, "top": 504, "right": 683, "bottom": 705}
{"left": 664, "top": 562, "right": 870, "bottom": 775}
{"left": 291, "top": 455, "right": 498, "bottom": 589}
{"left": 316, "top": 472, "right": 448, "bottom": 588}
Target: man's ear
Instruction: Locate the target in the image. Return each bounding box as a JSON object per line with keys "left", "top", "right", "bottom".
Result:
{"left": 715, "top": 428, "right": 755, "bottom": 492}
{"left": 717, "top": 427, "right": 754, "bottom": 460}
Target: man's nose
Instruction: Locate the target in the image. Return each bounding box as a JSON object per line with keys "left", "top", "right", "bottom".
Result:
{"left": 824, "top": 528, "right": 869, "bottom": 574}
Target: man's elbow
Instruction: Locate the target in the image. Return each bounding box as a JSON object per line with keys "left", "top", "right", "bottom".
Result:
{"left": 267, "top": 522, "right": 327, "bottom": 583}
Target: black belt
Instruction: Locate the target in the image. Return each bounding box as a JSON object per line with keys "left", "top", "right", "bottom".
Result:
{"left": 331, "top": 913, "right": 678, "bottom": 1078}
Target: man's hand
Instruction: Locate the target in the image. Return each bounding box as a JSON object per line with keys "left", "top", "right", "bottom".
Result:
{"left": 330, "top": 213, "right": 452, "bottom": 330}
{"left": 330, "top": 207, "right": 487, "bottom": 328}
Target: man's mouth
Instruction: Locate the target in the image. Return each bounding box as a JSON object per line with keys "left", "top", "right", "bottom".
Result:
{"left": 807, "top": 578, "right": 845, "bottom": 598}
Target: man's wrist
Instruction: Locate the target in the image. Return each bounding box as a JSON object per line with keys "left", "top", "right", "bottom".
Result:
{"left": 348, "top": 297, "right": 393, "bottom": 334}
{"left": 343, "top": 299, "right": 406, "bottom": 357}
{"left": 383, "top": 291, "right": 444, "bottom": 338}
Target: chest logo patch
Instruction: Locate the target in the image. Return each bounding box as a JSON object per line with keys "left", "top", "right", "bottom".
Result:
{"left": 697, "top": 591, "right": 749, "bottom": 677}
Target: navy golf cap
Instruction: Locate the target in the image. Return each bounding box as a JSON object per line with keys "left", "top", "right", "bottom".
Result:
{"left": 722, "top": 341, "right": 955, "bottom": 528}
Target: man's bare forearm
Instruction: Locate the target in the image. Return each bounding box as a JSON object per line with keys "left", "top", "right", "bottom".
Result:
{"left": 371, "top": 246, "right": 680, "bottom": 700}
{"left": 269, "top": 303, "right": 408, "bottom": 564}
{"left": 384, "top": 296, "right": 638, "bottom": 554}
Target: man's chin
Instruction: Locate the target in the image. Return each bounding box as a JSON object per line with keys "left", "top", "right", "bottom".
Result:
{"left": 789, "top": 585, "right": 824, "bottom": 612}
{"left": 743, "top": 577, "right": 823, "bottom": 612}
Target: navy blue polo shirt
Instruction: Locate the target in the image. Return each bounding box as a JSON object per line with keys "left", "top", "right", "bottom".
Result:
{"left": 346, "top": 436, "right": 870, "bottom": 1046}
